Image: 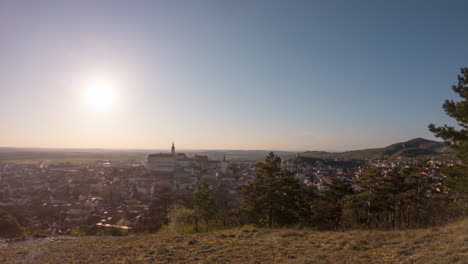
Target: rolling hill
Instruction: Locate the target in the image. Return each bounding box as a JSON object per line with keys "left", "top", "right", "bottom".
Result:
{"left": 298, "top": 138, "right": 456, "bottom": 161}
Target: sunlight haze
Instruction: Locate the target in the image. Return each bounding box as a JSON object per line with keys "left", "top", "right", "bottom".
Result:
{"left": 1, "top": 0, "right": 467, "bottom": 151}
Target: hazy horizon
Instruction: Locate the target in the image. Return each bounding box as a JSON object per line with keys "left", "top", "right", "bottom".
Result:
{"left": 0, "top": 136, "right": 443, "bottom": 153}
{"left": 1, "top": 0, "right": 467, "bottom": 151}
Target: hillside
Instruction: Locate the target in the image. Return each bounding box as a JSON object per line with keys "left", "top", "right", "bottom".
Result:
{"left": 299, "top": 138, "right": 456, "bottom": 161}
{"left": 0, "top": 219, "right": 467, "bottom": 264}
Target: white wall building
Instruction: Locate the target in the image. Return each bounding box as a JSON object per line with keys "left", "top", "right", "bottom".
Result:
{"left": 147, "top": 154, "right": 176, "bottom": 173}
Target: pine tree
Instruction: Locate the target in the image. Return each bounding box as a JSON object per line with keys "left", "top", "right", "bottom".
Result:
{"left": 429, "top": 68, "right": 468, "bottom": 163}
{"left": 241, "top": 152, "right": 303, "bottom": 228}
{"left": 352, "top": 167, "right": 384, "bottom": 228}
{"left": 429, "top": 67, "right": 468, "bottom": 215}
{"left": 321, "top": 178, "right": 354, "bottom": 230}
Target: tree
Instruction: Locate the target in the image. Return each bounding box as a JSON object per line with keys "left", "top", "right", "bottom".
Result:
{"left": 355, "top": 167, "right": 382, "bottom": 228}
{"left": 193, "top": 184, "right": 218, "bottom": 232}
{"left": 150, "top": 186, "right": 175, "bottom": 225}
{"left": 321, "top": 178, "right": 354, "bottom": 230}
{"left": 214, "top": 188, "right": 240, "bottom": 227}
{"left": 429, "top": 68, "right": 468, "bottom": 163}
{"left": 429, "top": 67, "right": 468, "bottom": 215}
{"left": 379, "top": 167, "right": 415, "bottom": 229}
{"left": 241, "top": 152, "right": 303, "bottom": 228}
{"left": 341, "top": 162, "right": 450, "bottom": 230}
{"left": 0, "top": 210, "right": 27, "bottom": 238}
{"left": 100, "top": 186, "right": 123, "bottom": 207}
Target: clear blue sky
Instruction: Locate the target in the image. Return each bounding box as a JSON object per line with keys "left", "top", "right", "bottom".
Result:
{"left": 0, "top": 0, "right": 467, "bottom": 151}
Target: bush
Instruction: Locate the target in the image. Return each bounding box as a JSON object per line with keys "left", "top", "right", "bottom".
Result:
{"left": 97, "top": 227, "right": 129, "bottom": 236}
{"left": 71, "top": 226, "right": 88, "bottom": 237}
{"left": 0, "top": 210, "right": 27, "bottom": 238}
{"left": 71, "top": 225, "right": 99, "bottom": 236}
{"left": 168, "top": 205, "right": 197, "bottom": 232}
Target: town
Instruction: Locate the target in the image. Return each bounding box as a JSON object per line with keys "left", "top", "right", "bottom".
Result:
{"left": 0, "top": 142, "right": 451, "bottom": 235}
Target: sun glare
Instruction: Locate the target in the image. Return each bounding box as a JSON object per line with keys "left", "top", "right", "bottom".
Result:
{"left": 85, "top": 78, "right": 114, "bottom": 108}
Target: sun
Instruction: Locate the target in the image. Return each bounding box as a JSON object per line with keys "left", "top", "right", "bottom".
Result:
{"left": 85, "top": 78, "right": 114, "bottom": 108}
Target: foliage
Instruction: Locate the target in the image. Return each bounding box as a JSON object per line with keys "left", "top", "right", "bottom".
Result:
{"left": 342, "top": 162, "right": 454, "bottom": 229}
{"left": 71, "top": 226, "right": 89, "bottom": 237}
{"left": 100, "top": 186, "right": 123, "bottom": 207}
{"left": 239, "top": 152, "right": 459, "bottom": 230}
{"left": 429, "top": 67, "right": 468, "bottom": 215}
{"left": 99, "top": 227, "right": 129, "bottom": 236}
{"left": 0, "top": 210, "right": 27, "bottom": 238}
{"left": 168, "top": 205, "right": 197, "bottom": 233}
{"left": 429, "top": 68, "right": 468, "bottom": 162}
{"left": 241, "top": 152, "right": 306, "bottom": 228}
{"left": 193, "top": 184, "right": 218, "bottom": 231}
{"left": 320, "top": 178, "right": 354, "bottom": 230}
{"left": 214, "top": 188, "right": 241, "bottom": 227}
{"left": 150, "top": 185, "right": 176, "bottom": 225}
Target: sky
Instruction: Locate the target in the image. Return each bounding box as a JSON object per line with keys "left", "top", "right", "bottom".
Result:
{"left": 0, "top": 0, "right": 467, "bottom": 151}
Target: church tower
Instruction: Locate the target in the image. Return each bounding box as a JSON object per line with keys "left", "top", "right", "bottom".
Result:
{"left": 221, "top": 154, "right": 228, "bottom": 173}
{"left": 171, "top": 142, "right": 175, "bottom": 154}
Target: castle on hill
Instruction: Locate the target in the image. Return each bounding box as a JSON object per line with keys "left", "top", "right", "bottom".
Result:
{"left": 146, "top": 142, "right": 228, "bottom": 174}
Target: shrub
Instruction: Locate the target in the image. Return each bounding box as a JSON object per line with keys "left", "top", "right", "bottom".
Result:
{"left": 168, "top": 205, "right": 197, "bottom": 232}
{"left": 71, "top": 226, "right": 88, "bottom": 237}
{"left": 97, "top": 226, "right": 129, "bottom": 236}
{"left": 0, "top": 210, "right": 28, "bottom": 238}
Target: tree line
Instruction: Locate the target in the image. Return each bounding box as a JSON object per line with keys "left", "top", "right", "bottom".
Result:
{"left": 150, "top": 154, "right": 463, "bottom": 232}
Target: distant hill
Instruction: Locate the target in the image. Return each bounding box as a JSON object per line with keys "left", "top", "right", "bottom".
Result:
{"left": 298, "top": 138, "right": 456, "bottom": 161}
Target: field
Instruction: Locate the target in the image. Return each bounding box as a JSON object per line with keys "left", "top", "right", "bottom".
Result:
{"left": 0, "top": 219, "right": 467, "bottom": 264}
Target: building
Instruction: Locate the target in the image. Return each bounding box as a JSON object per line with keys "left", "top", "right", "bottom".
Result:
{"left": 147, "top": 153, "right": 176, "bottom": 173}
{"left": 147, "top": 143, "right": 229, "bottom": 174}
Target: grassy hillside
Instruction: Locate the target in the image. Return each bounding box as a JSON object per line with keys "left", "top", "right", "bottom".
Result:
{"left": 299, "top": 138, "right": 456, "bottom": 161}
{"left": 1, "top": 219, "right": 467, "bottom": 264}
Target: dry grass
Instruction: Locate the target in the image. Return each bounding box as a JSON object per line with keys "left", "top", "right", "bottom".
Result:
{"left": 0, "top": 219, "right": 467, "bottom": 264}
